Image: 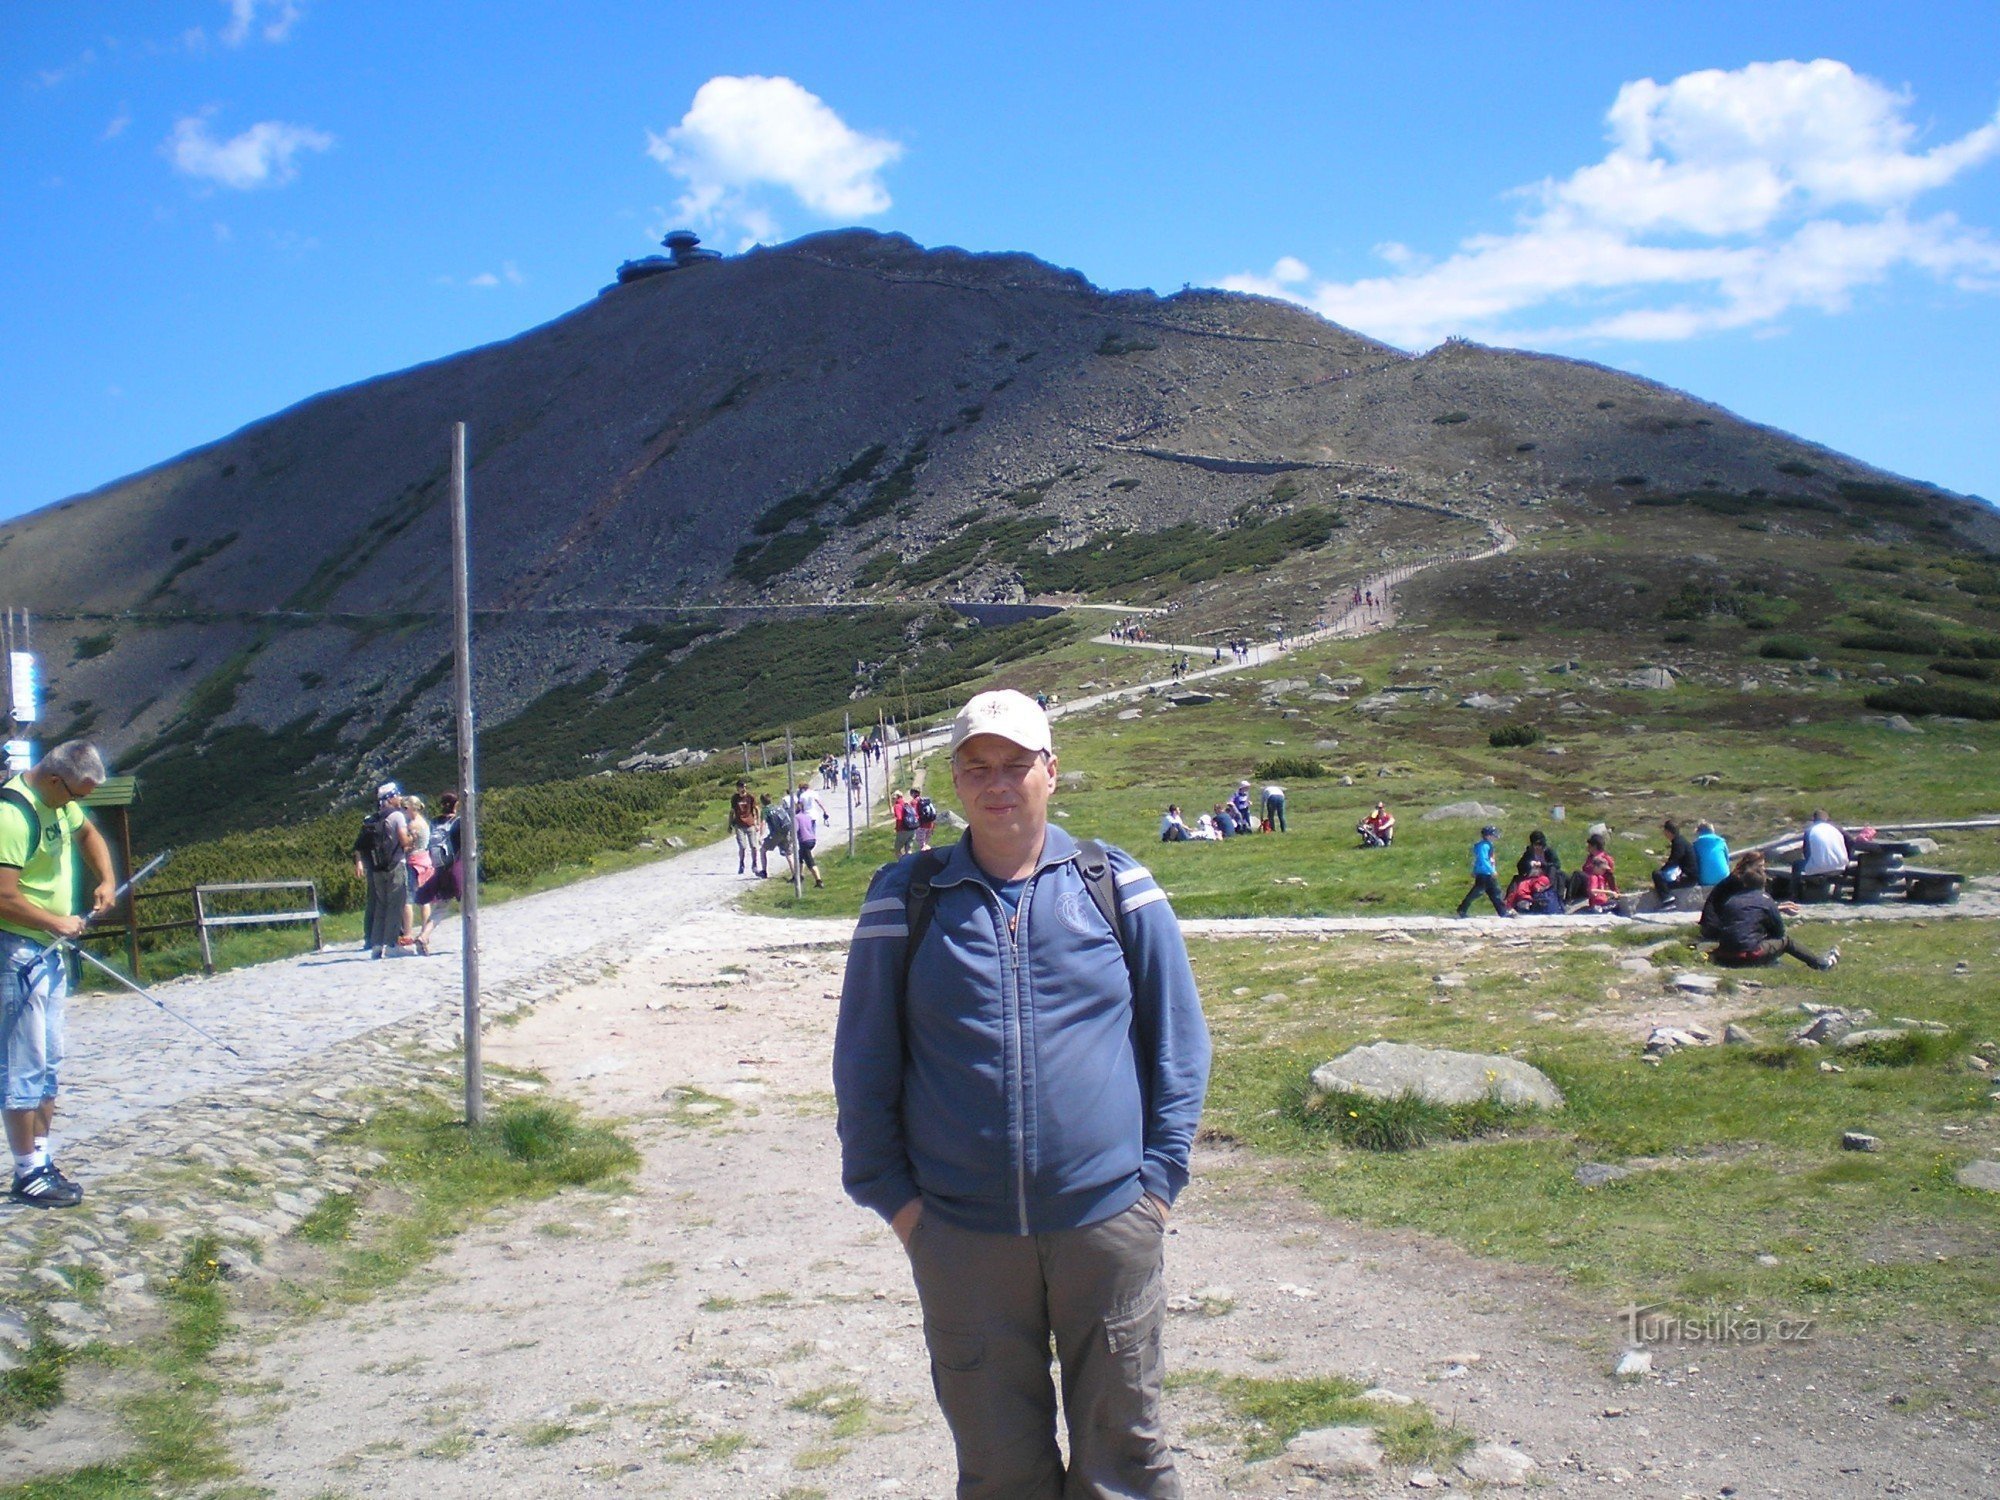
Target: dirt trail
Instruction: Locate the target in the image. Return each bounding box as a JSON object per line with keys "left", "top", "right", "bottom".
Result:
{"left": 222, "top": 916, "right": 1996, "bottom": 1498}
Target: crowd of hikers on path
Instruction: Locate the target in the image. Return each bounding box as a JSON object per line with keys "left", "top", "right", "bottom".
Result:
{"left": 351, "top": 781, "right": 463, "bottom": 958}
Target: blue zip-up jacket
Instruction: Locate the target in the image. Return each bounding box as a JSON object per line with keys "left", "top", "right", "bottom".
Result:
{"left": 1471, "top": 838, "right": 1496, "bottom": 877}
{"left": 834, "top": 823, "right": 1211, "bottom": 1236}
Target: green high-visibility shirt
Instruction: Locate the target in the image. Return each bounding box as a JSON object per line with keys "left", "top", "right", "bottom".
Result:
{"left": 0, "top": 774, "right": 87, "bottom": 940}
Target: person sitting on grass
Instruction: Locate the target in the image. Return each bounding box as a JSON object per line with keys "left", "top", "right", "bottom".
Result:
{"left": 1515, "top": 830, "right": 1564, "bottom": 890}
{"left": 1213, "top": 802, "right": 1238, "bottom": 838}
{"left": 1505, "top": 863, "right": 1562, "bottom": 916}
{"left": 1159, "top": 805, "right": 1192, "bottom": 842}
{"left": 1650, "top": 817, "right": 1699, "bottom": 901}
{"left": 1691, "top": 820, "right": 1730, "bottom": 888}
{"left": 1702, "top": 850, "right": 1775, "bottom": 944}
{"left": 1581, "top": 832, "right": 1632, "bottom": 917}
{"left": 1357, "top": 802, "right": 1395, "bottom": 848}
{"left": 1714, "top": 861, "right": 1839, "bottom": 971}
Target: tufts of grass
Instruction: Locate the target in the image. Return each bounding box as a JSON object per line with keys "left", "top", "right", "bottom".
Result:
{"left": 0, "top": 1329, "right": 71, "bottom": 1425}
{"left": 295, "top": 1192, "right": 359, "bottom": 1246}
{"left": 1253, "top": 756, "right": 1326, "bottom": 780}
{"left": 787, "top": 1385, "right": 873, "bottom": 1441}
{"left": 1842, "top": 1028, "right": 1964, "bottom": 1068}
{"left": 1175, "top": 1370, "right": 1469, "bottom": 1465}
{"left": 1285, "top": 1082, "right": 1531, "bottom": 1153}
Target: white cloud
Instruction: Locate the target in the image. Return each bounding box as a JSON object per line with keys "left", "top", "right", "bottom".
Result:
{"left": 468, "top": 272, "right": 500, "bottom": 288}
{"left": 1227, "top": 59, "right": 2000, "bottom": 349}
{"left": 219, "top": 0, "right": 304, "bottom": 47}
{"left": 646, "top": 75, "right": 902, "bottom": 244}
{"left": 165, "top": 110, "right": 332, "bottom": 190}
{"left": 457, "top": 261, "right": 525, "bottom": 291}
{"left": 102, "top": 108, "right": 132, "bottom": 141}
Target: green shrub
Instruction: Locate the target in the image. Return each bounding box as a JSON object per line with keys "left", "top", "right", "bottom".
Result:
{"left": 1096, "top": 331, "right": 1159, "bottom": 356}
{"left": 1494, "top": 630, "right": 1521, "bottom": 642}
{"left": 841, "top": 442, "right": 930, "bottom": 527}
{"left": 1489, "top": 722, "right": 1542, "bottom": 748}
{"left": 1432, "top": 411, "right": 1470, "bottom": 425}
{"left": 1758, "top": 636, "right": 1814, "bottom": 660}
{"left": 74, "top": 632, "right": 115, "bottom": 660}
{"left": 1838, "top": 479, "right": 1928, "bottom": 510}
{"left": 1864, "top": 685, "right": 2000, "bottom": 721}
{"left": 1252, "top": 756, "right": 1326, "bottom": 780}
{"left": 1931, "top": 659, "right": 1996, "bottom": 682}
{"left": 1614, "top": 474, "right": 1649, "bottom": 488}
{"left": 1840, "top": 629, "right": 1945, "bottom": 657}
{"left": 1776, "top": 459, "right": 1818, "bottom": 477}
{"left": 1841, "top": 1028, "right": 1963, "bottom": 1067}
{"left": 853, "top": 553, "right": 897, "bottom": 588}
{"left": 731, "top": 525, "right": 828, "bottom": 584}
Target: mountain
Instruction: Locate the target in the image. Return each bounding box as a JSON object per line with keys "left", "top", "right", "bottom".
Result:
{"left": 4, "top": 229, "right": 1993, "bottom": 835}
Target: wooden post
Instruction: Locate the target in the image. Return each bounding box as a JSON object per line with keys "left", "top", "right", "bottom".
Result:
{"left": 113, "top": 805, "right": 140, "bottom": 981}
{"left": 450, "top": 421, "right": 485, "bottom": 1126}
{"left": 308, "top": 878, "right": 323, "bottom": 952}
{"left": 193, "top": 886, "right": 213, "bottom": 975}
{"left": 845, "top": 712, "right": 856, "bottom": 860}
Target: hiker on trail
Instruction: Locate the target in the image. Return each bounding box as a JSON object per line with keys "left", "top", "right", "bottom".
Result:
{"left": 1714, "top": 859, "right": 1839, "bottom": 971}
{"left": 1358, "top": 802, "right": 1395, "bottom": 848}
{"left": 1159, "top": 804, "right": 1191, "bottom": 842}
{"left": 1212, "top": 646, "right": 1222, "bottom": 665}
{"left": 730, "top": 780, "right": 762, "bottom": 877}
{"left": 353, "top": 782, "right": 411, "bottom": 958}
{"left": 1261, "top": 783, "right": 1287, "bottom": 833}
{"left": 0, "top": 740, "right": 115, "bottom": 1209}
{"left": 1793, "top": 809, "right": 1850, "bottom": 898}
{"left": 834, "top": 688, "right": 1210, "bottom": 1500}
{"left": 792, "top": 787, "right": 827, "bottom": 889}
{"left": 893, "top": 789, "right": 919, "bottom": 858}
{"left": 1455, "top": 824, "right": 1509, "bottom": 918}
{"left": 1691, "top": 820, "right": 1730, "bottom": 888}
{"left": 915, "top": 790, "right": 939, "bottom": 852}
{"left": 760, "top": 794, "right": 793, "bottom": 882}
{"left": 1035, "top": 692, "right": 1049, "bottom": 711}
{"left": 847, "top": 759, "right": 864, "bottom": 807}
{"left": 1581, "top": 832, "right": 1631, "bottom": 917}
{"left": 1651, "top": 817, "right": 1697, "bottom": 901}
{"left": 413, "top": 793, "right": 461, "bottom": 952}
{"left": 400, "top": 795, "right": 433, "bottom": 952}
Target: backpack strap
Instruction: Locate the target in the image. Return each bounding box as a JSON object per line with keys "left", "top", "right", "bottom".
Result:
{"left": 0, "top": 787, "right": 43, "bottom": 868}
{"left": 1073, "top": 838, "right": 1124, "bottom": 939}
{"left": 901, "top": 848, "right": 950, "bottom": 979}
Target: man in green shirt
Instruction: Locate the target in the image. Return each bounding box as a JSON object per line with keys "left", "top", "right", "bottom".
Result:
{"left": 0, "top": 740, "right": 116, "bottom": 1208}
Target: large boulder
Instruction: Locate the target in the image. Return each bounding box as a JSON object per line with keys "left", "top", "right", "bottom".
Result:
{"left": 1421, "top": 800, "right": 1506, "bottom": 822}
{"left": 1310, "top": 1042, "right": 1564, "bottom": 1111}
{"left": 1627, "top": 668, "right": 1676, "bottom": 690}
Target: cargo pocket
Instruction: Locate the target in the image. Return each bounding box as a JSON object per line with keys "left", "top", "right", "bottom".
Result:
{"left": 923, "top": 1322, "right": 986, "bottom": 1417}
{"left": 1099, "top": 1275, "right": 1166, "bottom": 1433}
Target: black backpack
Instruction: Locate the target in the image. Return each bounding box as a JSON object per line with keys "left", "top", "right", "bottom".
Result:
{"left": 916, "top": 796, "right": 937, "bottom": 824}
{"left": 357, "top": 812, "right": 401, "bottom": 873}
{"left": 428, "top": 816, "right": 457, "bottom": 869}
{"left": 903, "top": 839, "right": 1127, "bottom": 982}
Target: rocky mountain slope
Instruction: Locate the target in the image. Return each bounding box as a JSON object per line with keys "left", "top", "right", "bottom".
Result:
{"left": 4, "top": 229, "right": 1992, "bottom": 813}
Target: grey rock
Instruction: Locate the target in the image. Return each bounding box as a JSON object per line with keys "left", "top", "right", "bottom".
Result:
{"left": 1724, "top": 1023, "right": 1757, "bottom": 1045}
{"left": 1884, "top": 715, "right": 1922, "bottom": 734}
{"left": 1421, "top": 800, "right": 1506, "bottom": 822}
{"left": 1575, "top": 1163, "right": 1634, "bottom": 1188}
{"left": 1627, "top": 668, "right": 1676, "bottom": 690}
{"left": 1613, "top": 1349, "right": 1653, "bottom": 1378}
{"left": 1670, "top": 972, "right": 1719, "bottom": 995}
{"left": 1284, "top": 1425, "right": 1383, "bottom": 1476}
{"left": 1116, "top": 707, "right": 1143, "bottom": 720}
{"left": 1841, "top": 1131, "right": 1881, "bottom": 1152}
{"left": 1311, "top": 1041, "right": 1564, "bottom": 1111}
{"left": 1459, "top": 1443, "right": 1537, "bottom": 1486}
{"left": 1797, "top": 1012, "right": 1852, "bottom": 1044}
{"left": 1836, "top": 1028, "right": 1912, "bottom": 1051}
{"left": 1361, "top": 1386, "right": 1415, "bottom": 1406}
{"left": 1955, "top": 1160, "right": 2000, "bottom": 1192}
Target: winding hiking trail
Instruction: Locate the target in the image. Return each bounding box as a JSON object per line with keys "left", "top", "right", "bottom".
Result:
{"left": 7, "top": 539, "right": 1998, "bottom": 1495}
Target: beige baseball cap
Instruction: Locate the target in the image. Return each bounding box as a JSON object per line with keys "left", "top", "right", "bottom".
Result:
{"left": 950, "top": 689, "right": 1052, "bottom": 757}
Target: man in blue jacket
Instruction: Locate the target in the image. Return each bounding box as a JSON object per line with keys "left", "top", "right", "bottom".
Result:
{"left": 835, "top": 689, "right": 1210, "bottom": 1499}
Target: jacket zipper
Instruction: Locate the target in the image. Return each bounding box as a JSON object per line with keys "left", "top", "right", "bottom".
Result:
{"left": 1008, "top": 878, "right": 1035, "bottom": 1236}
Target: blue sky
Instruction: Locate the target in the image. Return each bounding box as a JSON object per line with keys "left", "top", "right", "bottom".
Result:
{"left": 6, "top": 1, "right": 1999, "bottom": 521}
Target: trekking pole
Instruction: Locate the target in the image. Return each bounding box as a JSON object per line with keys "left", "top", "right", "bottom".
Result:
{"left": 59, "top": 938, "right": 243, "bottom": 1058}
{"left": 34, "top": 848, "right": 171, "bottom": 967}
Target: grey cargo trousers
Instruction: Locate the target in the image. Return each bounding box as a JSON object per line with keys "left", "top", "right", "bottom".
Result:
{"left": 906, "top": 1196, "right": 1180, "bottom": 1499}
